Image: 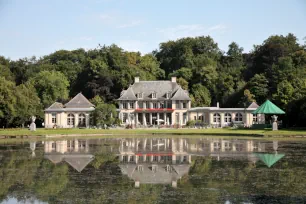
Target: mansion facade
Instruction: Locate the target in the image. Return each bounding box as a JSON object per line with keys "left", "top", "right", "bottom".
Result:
{"left": 118, "top": 77, "right": 191, "bottom": 126}
{"left": 44, "top": 77, "right": 264, "bottom": 128}
{"left": 117, "top": 77, "right": 264, "bottom": 127}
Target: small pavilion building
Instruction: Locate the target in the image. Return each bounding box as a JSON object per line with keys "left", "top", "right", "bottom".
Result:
{"left": 44, "top": 93, "right": 95, "bottom": 128}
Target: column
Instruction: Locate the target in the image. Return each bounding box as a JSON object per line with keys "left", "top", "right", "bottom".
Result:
{"left": 135, "top": 113, "right": 138, "bottom": 127}
{"left": 220, "top": 113, "right": 225, "bottom": 127}
{"left": 127, "top": 102, "right": 130, "bottom": 110}
{"left": 157, "top": 113, "right": 160, "bottom": 125}
{"left": 135, "top": 101, "right": 138, "bottom": 109}
{"left": 209, "top": 113, "right": 214, "bottom": 126}
{"left": 74, "top": 139, "right": 79, "bottom": 152}
{"left": 74, "top": 113, "right": 79, "bottom": 128}
{"left": 164, "top": 113, "right": 167, "bottom": 125}
{"left": 85, "top": 113, "right": 90, "bottom": 128}
{"left": 142, "top": 113, "right": 145, "bottom": 126}
{"left": 196, "top": 112, "right": 199, "bottom": 120}
{"left": 149, "top": 113, "right": 152, "bottom": 125}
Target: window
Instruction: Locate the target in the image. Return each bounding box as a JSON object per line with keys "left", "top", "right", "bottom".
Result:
{"left": 52, "top": 142, "right": 56, "bottom": 149}
{"left": 78, "top": 113, "right": 86, "bottom": 126}
{"left": 67, "top": 114, "right": 75, "bottom": 125}
{"left": 253, "top": 114, "right": 258, "bottom": 123}
{"left": 176, "top": 100, "right": 180, "bottom": 109}
{"left": 160, "top": 102, "right": 164, "bottom": 108}
{"left": 152, "top": 92, "right": 157, "bottom": 99}
{"left": 194, "top": 116, "right": 197, "bottom": 120}
{"left": 183, "top": 102, "right": 187, "bottom": 109}
{"left": 213, "top": 113, "right": 221, "bottom": 123}
{"left": 137, "top": 165, "right": 143, "bottom": 172}
{"left": 151, "top": 165, "right": 158, "bottom": 172}
{"left": 130, "top": 102, "right": 134, "bottom": 109}
{"left": 137, "top": 93, "right": 143, "bottom": 99}
{"left": 51, "top": 113, "right": 57, "bottom": 124}
{"left": 183, "top": 113, "right": 187, "bottom": 124}
{"left": 224, "top": 113, "right": 232, "bottom": 123}
{"left": 122, "top": 102, "right": 127, "bottom": 109}
{"left": 130, "top": 156, "right": 134, "bottom": 162}
{"left": 153, "top": 102, "right": 158, "bottom": 109}
{"left": 138, "top": 102, "right": 143, "bottom": 109}
{"left": 146, "top": 101, "right": 150, "bottom": 109}
{"left": 166, "top": 92, "right": 171, "bottom": 99}
{"left": 122, "top": 113, "right": 128, "bottom": 123}
{"left": 235, "top": 113, "right": 243, "bottom": 122}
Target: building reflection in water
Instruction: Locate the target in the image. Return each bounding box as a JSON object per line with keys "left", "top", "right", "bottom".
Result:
{"left": 42, "top": 138, "right": 283, "bottom": 187}
{"left": 44, "top": 140, "right": 94, "bottom": 172}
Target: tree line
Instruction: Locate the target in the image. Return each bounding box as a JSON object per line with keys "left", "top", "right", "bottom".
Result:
{"left": 0, "top": 33, "right": 305, "bottom": 127}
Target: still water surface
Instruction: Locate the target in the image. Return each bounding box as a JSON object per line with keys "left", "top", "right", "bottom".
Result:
{"left": 0, "top": 137, "right": 306, "bottom": 204}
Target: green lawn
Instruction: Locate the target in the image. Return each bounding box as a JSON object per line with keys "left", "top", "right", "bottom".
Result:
{"left": 1, "top": 128, "right": 306, "bottom": 137}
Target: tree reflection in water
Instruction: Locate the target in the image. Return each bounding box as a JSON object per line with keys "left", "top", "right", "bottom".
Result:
{"left": 1, "top": 138, "right": 306, "bottom": 203}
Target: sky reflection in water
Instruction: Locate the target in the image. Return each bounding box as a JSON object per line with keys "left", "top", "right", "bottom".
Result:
{"left": 1, "top": 137, "right": 306, "bottom": 204}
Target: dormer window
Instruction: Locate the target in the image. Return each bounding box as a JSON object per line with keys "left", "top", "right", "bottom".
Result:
{"left": 152, "top": 92, "right": 157, "bottom": 99}
{"left": 137, "top": 93, "right": 143, "bottom": 99}
{"left": 166, "top": 92, "right": 171, "bottom": 99}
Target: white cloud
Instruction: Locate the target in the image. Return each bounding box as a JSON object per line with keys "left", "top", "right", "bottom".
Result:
{"left": 118, "top": 40, "right": 148, "bottom": 54}
{"left": 158, "top": 24, "right": 227, "bottom": 40}
{"left": 117, "top": 20, "right": 143, "bottom": 28}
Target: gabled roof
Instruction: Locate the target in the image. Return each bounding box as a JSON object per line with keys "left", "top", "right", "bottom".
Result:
{"left": 118, "top": 86, "right": 137, "bottom": 100}
{"left": 248, "top": 102, "right": 259, "bottom": 109}
{"left": 171, "top": 86, "right": 191, "bottom": 100}
{"left": 46, "top": 102, "right": 64, "bottom": 110}
{"left": 64, "top": 93, "right": 94, "bottom": 108}
{"left": 64, "top": 155, "right": 94, "bottom": 173}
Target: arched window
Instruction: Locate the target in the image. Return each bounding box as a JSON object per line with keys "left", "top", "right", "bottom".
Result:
{"left": 67, "top": 114, "right": 75, "bottom": 125}
{"left": 235, "top": 113, "right": 243, "bottom": 122}
{"left": 213, "top": 113, "right": 221, "bottom": 123}
{"left": 224, "top": 113, "right": 232, "bottom": 123}
{"left": 78, "top": 113, "right": 86, "bottom": 126}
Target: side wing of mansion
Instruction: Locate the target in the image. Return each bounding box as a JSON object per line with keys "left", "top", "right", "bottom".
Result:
{"left": 117, "top": 77, "right": 264, "bottom": 127}
{"left": 44, "top": 93, "right": 95, "bottom": 128}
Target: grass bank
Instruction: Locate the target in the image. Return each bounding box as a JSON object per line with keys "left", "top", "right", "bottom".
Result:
{"left": 1, "top": 128, "right": 306, "bottom": 138}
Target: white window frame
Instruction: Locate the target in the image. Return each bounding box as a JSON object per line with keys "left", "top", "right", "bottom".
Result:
{"left": 235, "top": 113, "right": 243, "bottom": 122}
{"left": 152, "top": 92, "right": 157, "bottom": 99}
{"left": 224, "top": 113, "right": 232, "bottom": 123}
{"left": 51, "top": 113, "right": 57, "bottom": 124}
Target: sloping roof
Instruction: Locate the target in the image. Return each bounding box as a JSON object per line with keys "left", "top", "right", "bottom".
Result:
{"left": 64, "top": 155, "right": 94, "bottom": 172}
{"left": 46, "top": 102, "right": 64, "bottom": 110}
{"left": 118, "top": 80, "right": 190, "bottom": 101}
{"left": 254, "top": 153, "right": 285, "bottom": 168}
{"left": 248, "top": 102, "right": 259, "bottom": 109}
{"left": 118, "top": 86, "right": 137, "bottom": 100}
{"left": 171, "top": 86, "right": 191, "bottom": 100}
{"left": 119, "top": 163, "right": 190, "bottom": 184}
{"left": 44, "top": 154, "right": 64, "bottom": 164}
{"left": 65, "top": 93, "right": 94, "bottom": 108}
{"left": 252, "top": 100, "right": 285, "bottom": 114}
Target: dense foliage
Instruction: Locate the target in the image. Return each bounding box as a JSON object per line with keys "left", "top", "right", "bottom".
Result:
{"left": 0, "top": 33, "right": 305, "bottom": 127}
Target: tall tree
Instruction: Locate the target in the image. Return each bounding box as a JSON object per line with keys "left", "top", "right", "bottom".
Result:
{"left": 29, "top": 70, "right": 70, "bottom": 108}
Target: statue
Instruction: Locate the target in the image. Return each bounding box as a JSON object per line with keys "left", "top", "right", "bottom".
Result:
{"left": 30, "top": 116, "right": 36, "bottom": 131}
{"left": 272, "top": 115, "right": 278, "bottom": 131}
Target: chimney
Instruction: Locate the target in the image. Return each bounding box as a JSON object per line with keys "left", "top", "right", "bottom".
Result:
{"left": 135, "top": 77, "right": 139, "bottom": 83}
{"left": 171, "top": 77, "right": 176, "bottom": 83}
{"left": 217, "top": 102, "right": 220, "bottom": 108}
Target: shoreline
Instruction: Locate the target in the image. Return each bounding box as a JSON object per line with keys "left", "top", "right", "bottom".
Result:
{"left": 1, "top": 128, "right": 306, "bottom": 141}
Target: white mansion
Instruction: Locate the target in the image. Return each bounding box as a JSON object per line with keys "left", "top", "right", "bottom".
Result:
{"left": 117, "top": 77, "right": 264, "bottom": 127}
{"left": 44, "top": 77, "right": 264, "bottom": 128}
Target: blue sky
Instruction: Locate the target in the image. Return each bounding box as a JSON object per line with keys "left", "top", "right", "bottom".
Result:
{"left": 0, "top": 0, "right": 305, "bottom": 60}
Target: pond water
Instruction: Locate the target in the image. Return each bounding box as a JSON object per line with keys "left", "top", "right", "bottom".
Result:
{"left": 0, "top": 137, "right": 306, "bottom": 204}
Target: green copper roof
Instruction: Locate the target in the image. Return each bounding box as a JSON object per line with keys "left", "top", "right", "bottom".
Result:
{"left": 254, "top": 153, "right": 285, "bottom": 168}
{"left": 252, "top": 100, "right": 285, "bottom": 114}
